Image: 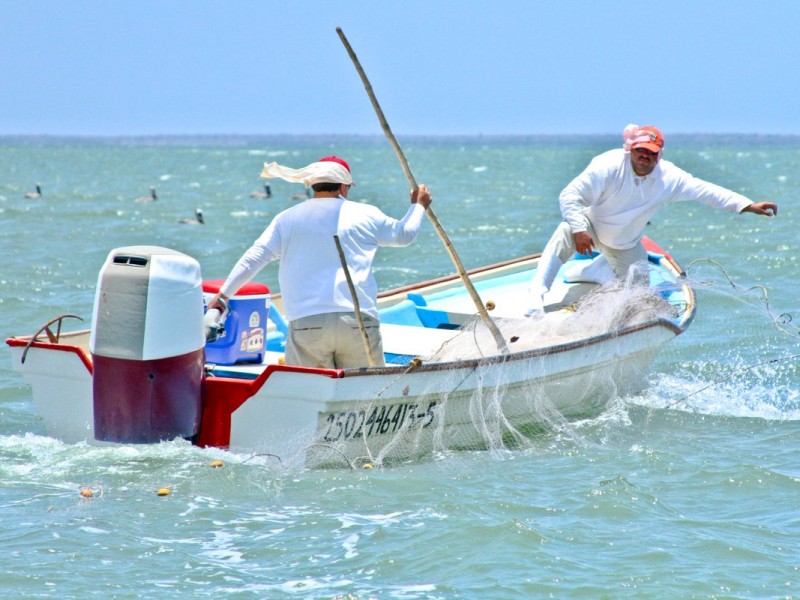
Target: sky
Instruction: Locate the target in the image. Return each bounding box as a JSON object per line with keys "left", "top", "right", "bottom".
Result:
{"left": 2, "top": 1, "right": 799, "bottom": 137}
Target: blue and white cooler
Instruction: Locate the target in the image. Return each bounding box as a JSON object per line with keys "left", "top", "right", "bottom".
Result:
{"left": 202, "top": 279, "right": 270, "bottom": 365}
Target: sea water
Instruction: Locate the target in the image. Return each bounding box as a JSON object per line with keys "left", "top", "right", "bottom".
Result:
{"left": 1, "top": 135, "right": 799, "bottom": 598}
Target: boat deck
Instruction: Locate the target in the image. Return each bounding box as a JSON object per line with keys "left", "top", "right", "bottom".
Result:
{"left": 209, "top": 250, "right": 690, "bottom": 379}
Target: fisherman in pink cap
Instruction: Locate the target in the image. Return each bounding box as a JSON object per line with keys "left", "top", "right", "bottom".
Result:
{"left": 525, "top": 124, "right": 778, "bottom": 316}
{"left": 209, "top": 156, "right": 432, "bottom": 368}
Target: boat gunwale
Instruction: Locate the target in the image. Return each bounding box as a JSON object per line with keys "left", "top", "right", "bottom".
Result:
{"left": 6, "top": 244, "right": 696, "bottom": 386}
{"left": 6, "top": 311, "right": 689, "bottom": 385}
{"left": 338, "top": 312, "right": 693, "bottom": 378}
{"left": 376, "top": 252, "right": 543, "bottom": 301}
{"left": 6, "top": 335, "right": 95, "bottom": 374}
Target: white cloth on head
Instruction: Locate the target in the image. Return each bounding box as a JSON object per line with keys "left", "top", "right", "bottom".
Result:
{"left": 260, "top": 161, "right": 353, "bottom": 186}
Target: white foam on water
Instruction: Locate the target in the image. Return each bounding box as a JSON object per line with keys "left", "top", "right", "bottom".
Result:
{"left": 631, "top": 263, "right": 800, "bottom": 421}
{"left": 633, "top": 371, "right": 800, "bottom": 420}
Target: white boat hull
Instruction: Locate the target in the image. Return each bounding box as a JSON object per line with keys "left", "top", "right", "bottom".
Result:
{"left": 227, "top": 319, "right": 677, "bottom": 467}
{"left": 7, "top": 237, "right": 695, "bottom": 468}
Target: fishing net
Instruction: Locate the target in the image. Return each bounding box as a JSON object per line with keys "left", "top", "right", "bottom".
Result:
{"left": 431, "top": 273, "right": 680, "bottom": 362}
{"left": 291, "top": 267, "right": 683, "bottom": 469}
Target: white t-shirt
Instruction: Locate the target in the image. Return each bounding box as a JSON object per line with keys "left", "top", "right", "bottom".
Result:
{"left": 220, "top": 196, "right": 426, "bottom": 321}
{"left": 560, "top": 148, "right": 753, "bottom": 249}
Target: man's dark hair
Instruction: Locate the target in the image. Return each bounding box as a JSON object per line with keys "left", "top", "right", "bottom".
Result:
{"left": 311, "top": 182, "right": 343, "bottom": 193}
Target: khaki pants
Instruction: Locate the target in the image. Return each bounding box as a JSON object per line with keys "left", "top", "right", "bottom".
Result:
{"left": 534, "top": 220, "right": 649, "bottom": 290}
{"left": 527, "top": 219, "right": 649, "bottom": 314}
{"left": 285, "top": 312, "right": 385, "bottom": 369}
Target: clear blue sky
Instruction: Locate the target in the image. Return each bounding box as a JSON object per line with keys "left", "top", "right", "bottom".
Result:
{"left": 3, "top": 1, "right": 797, "bottom": 137}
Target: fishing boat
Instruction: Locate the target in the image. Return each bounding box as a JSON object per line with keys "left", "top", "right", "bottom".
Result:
{"left": 6, "top": 236, "right": 695, "bottom": 468}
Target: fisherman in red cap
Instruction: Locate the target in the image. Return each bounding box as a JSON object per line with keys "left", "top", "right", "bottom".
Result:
{"left": 525, "top": 124, "right": 778, "bottom": 316}
{"left": 209, "top": 156, "right": 432, "bottom": 368}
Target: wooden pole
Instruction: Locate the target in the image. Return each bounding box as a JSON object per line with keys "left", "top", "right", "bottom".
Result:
{"left": 334, "top": 234, "right": 378, "bottom": 367}
{"left": 336, "top": 27, "right": 509, "bottom": 355}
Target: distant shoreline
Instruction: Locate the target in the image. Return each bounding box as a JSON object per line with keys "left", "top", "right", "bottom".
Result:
{"left": 2, "top": 133, "right": 800, "bottom": 147}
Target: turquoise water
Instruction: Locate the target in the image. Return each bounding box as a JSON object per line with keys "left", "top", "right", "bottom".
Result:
{"left": 1, "top": 135, "right": 799, "bottom": 598}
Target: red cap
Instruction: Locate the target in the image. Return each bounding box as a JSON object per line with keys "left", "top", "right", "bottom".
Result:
{"left": 319, "top": 156, "right": 350, "bottom": 172}
{"left": 318, "top": 156, "right": 355, "bottom": 185}
{"left": 630, "top": 126, "right": 664, "bottom": 153}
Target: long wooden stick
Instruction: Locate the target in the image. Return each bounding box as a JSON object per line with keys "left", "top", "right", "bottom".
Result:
{"left": 334, "top": 234, "right": 378, "bottom": 367}
{"left": 336, "top": 27, "right": 509, "bottom": 355}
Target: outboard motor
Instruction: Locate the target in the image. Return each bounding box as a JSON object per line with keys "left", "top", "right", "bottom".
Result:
{"left": 90, "top": 246, "right": 205, "bottom": 443}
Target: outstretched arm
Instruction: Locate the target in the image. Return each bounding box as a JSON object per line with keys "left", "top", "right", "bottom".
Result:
{"left": 742, "top": 201, "right": 778, "bottom": 216}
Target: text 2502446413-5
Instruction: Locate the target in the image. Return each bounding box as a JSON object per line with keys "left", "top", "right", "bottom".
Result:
{"left": 322, "top": 401, "right": 437, "bottom": 442}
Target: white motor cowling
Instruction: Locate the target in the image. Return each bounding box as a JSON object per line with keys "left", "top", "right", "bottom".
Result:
{"left": 90, "top": 246, "right": 205, "bottom": 443}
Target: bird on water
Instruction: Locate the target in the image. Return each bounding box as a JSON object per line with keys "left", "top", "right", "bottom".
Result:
{"left": 24, "top": 183, "right": 42, "bottom": 199}
{"left": 178, "top": 208, "right": 204, "bottom": 225}
{"left": 250, "top": 184, "right": 272, "bottom": 199}
{"left": 135, "top": 187, "right": 158, "bottom": 203}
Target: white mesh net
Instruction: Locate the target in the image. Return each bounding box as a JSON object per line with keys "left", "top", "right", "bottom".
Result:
{"left": 292, "top": 270, "right": 683, "bottom": 469}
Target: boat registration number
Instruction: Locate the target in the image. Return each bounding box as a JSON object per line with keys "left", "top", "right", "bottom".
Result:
{"left": 322, "top": 401, "right": 437, "bottom": 442}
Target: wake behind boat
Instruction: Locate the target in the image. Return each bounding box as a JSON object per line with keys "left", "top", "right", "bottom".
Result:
{"left": 6, "top": 237, "right": 695, "bottom": 468}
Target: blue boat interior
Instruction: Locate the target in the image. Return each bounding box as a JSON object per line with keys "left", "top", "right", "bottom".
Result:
{"left": 255, "top": 250, "right": 684, "bottom": 364}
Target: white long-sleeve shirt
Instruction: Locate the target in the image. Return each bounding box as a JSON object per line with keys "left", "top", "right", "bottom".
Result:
{"left": 220, "top": 196, "right": 426, "bottom": 321}
{"left": 560, "top": 148, "right": 754, "bottom": 249}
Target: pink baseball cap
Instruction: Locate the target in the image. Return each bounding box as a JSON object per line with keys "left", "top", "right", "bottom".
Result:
{"left": 629, "top": 126, "right": 664, "bottom": 153}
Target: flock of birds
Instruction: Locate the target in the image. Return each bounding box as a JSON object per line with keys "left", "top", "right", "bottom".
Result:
{"left": 21, "top": 181, "right": 311, "bottom": 226}
{"left": 135, "top": 186, "right": 206, "bottom": 225}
